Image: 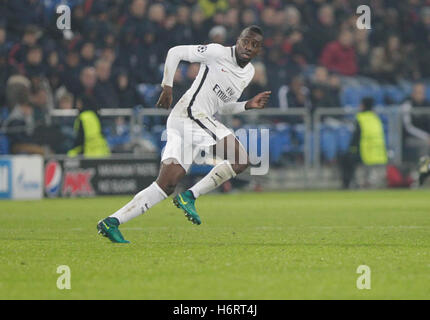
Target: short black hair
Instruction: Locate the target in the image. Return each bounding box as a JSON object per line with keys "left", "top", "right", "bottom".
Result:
{"left": 241, "top": 25, "right": 263, "bottom": 37}
{"left": 361, "top": 97, "right": 374, "bottom": 111}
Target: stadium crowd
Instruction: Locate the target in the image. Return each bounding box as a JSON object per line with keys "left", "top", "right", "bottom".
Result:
{"left": 0, "top": 0, "right": 430, "bottom": 159}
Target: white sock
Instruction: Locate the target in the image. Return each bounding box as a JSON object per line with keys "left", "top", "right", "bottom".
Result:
{"left": 189, "top": 160, "right": 236, "bottom": 198}
{"left": 110, "top": 181, "right": 167, "bottom": 224}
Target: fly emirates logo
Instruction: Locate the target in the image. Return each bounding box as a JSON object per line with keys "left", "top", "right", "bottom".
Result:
{"left": 213, "top": 84, "right": 235, "bottom": 103}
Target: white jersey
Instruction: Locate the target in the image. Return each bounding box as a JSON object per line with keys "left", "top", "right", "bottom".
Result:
{"left": 161, "top": 44, "right": 255, "bottom": 119}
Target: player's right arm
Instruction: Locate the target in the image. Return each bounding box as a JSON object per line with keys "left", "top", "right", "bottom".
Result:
{"left": 157, "top": 44, "right": 222, "bottom": 109}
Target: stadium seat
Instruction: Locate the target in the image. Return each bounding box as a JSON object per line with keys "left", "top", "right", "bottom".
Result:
{"left": 105, "top": 126, "right": 131, "bottom": 149}
{"left": 383, "top": 85, "right": 406, "bottom": 104}
{"left": 0, "top": 134, "right": 10, "bottom": 155}
{"left": 150, "top": 124, "right": 167, "bottom": 150}
{"left": 359, "top": 85, "right": 384, "bottom": 106}
{"left": 137, "top": 83, "right": 162, "bottom": 107}
{"left": 292, "top": 124, "right": 305, "bottom": 154}
{"left": 269, "top": 124, "right": 292, "bottom": 163}
{"left": 340, "top": 86, "right": 361, "bottom": 108}
{"left": 320, "top": 125, "right": 337, "bottom": 162}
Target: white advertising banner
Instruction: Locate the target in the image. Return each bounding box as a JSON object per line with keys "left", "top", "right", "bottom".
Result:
{"left": 0, "top": 155, "right": 43, "bottom": 200}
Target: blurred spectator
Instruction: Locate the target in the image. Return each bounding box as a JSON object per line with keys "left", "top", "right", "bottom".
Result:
{"left": 3, "top": 75, "right": 46, "bottom": 155}
{"left": 80, "top": 42, "right": 96, "bottom": 67}
{"left": 78, "top": 66, "right": 97, "bottom": 99}
{"left": 56, "top": 89, "right": 74, "bottom": 110}
{"left": 369, "top": 35, "right": 406, "bottom": 83}
{"left": 0, "top": 44, "right": 12, "bottom": 107}
{"left": 283, "top": 6, "right": 303, "bottom": 33}
{"left": 0, "top": 24, "right": 6, "bottom": 46}
{"left": 94, "top": 59, "right": 119, "bottom": 108}
{"left": 67, "top": 95, "right": 111, "bottom": 158}
{"left": 209, "top": 25, "right": 227, "bottom": 44}
{"left": 62, "top": 50, "right": 82, "bottom": 97}
{"left": 261, "top": 7, "right": 278, "bottom": 36}
{"left": 240, "top": 8, "right": 257, "bottom": 29}
{"left": 198, "top": 0, "right": 229, "bottom": 18}
{"left": 4, "top": 98, "right": 46, "bottom": 155}
{"left": 116, "top": 71, "right": 139, "bottom": 108}
{"left": 135, "top": 26, "right": 163, "bottom": 84}
{"left": 46, "top": 50, "right": 63, "bottom": 94}
{"left": 320, "top": 29, "right": 357, "bottom": 76}
{"left": 340, "top": 97, "right": 388, "bottom": 189}
{"left": 171, "top": 5, "right": 194, "bottom": 45}
{"left": 309, "top": 66, "right": 340, "bottom": 109}
{"left": 24, "top": 46, "right": 45, "bottom": 78}
{"left": 401, "top": 83, "right": 430, "bottom": 162}
{"left": 224, "top": 8, "right": 240, "bottom": 43}
{"left": 30, "top": 77, "right": 54, "bottom": 116}
{"left": 6, "top": 0, "right": 44, "bottom": 36}
{"left": 414, "top": 7, "right": 430, "bottom": 78}
{"left": 278, "top": 75, "right": 312, "bottom": 111}
{"left": 242, "top": 62, "right": 268, "bottom": 101}
{"left": 5, "top": 75, "right": 31, "bottom": 110}
{"left": 371, "top": 7, "right": 401, "bottom": 46}
{"left": 283, "top": 29, "right": 311, "bottom": 66}
{"left": 100, "top": 47, "right": 117, "bottom": 67}
{"left": 190, "top": 6, "right": 209, "bottom": 44}
{"left": 355, "top": 29, "right": 372, "bottom": 77}
{"left": 54, "top": 87, "right": 75, "bottom": 151}
{"left": 307, "top": 4, "right": 337, "bottom": 61}
{"left": 8, "top": 25, "right": 42, "bottom": 72}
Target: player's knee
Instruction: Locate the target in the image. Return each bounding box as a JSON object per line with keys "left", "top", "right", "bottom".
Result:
{"left": 232, "top": 162, "right": 249, "bottom": 175}
{"left": 156, "top": 180, "right": 177, "bottom": 196}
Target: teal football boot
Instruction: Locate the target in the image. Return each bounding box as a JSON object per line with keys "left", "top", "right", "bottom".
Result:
{"left": 173, "top": 190, "right": 201, "bottom": 225}
{"left": 97, "top": 217, "right": 130, "bottom": 243}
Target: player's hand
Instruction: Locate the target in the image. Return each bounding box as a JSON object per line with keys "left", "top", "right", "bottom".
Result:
{"left": 156, "top": 85, "right": 173, "bottom": 109}
{"left": 245, "top": 91, "right": 271, "bottom": 110}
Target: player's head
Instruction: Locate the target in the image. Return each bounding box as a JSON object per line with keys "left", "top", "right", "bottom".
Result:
{"left": 235, "top": 25, "right": 263, "bottom": 64}
{"left": 361, "top": 97, "right": 374, "bottom": 111}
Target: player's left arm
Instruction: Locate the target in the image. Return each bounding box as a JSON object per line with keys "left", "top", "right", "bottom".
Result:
{"left": 219, "top": 91, "right": 271, "bottom": 114}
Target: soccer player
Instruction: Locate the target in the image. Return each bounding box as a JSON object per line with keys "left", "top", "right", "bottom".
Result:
{"left": 97, "top": 26, "right": 270, "bottom": 243}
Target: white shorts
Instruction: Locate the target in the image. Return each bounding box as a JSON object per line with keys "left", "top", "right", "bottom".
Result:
{"left": 161, "top": 115, "right": 233, "bottom": 172}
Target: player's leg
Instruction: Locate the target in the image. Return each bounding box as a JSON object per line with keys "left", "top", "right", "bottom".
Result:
{"left": 188, "top": 134, "right": 248, "bottom": 198}
{"left": 173, "top": 134, "right": 248, "bottom": 225}
{"left": 98, "top": 115, "right": 193, "bottom": 242}
{"left": 97, "top": 161, "right": 186, "bottom": 243}
{"left": 110, "top": 160, "right": 186, "bottom": 223}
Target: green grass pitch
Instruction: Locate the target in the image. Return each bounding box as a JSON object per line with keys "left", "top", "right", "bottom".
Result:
{"left": 0, "top": 190, "right": 429, "bottom": 299}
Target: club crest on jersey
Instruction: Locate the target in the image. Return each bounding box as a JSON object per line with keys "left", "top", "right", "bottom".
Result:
{"left": 213, "top": 84, "right": 235, "bottom": 103}
{"left": 197, "top": 45, "right": 207, "bottom": 53}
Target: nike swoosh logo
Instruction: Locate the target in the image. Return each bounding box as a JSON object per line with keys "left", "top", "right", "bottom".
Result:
{"left": 103, "top": 222, "right": 110, "bottom": 230}
{"left": 179, "top": 194, "right": 188, "bottom": 205}
{"left": 215, "top": 173, "right": 223, "bottom": 179}
{"left": 221, "top": 68, "right": 228, "bottom": 73}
